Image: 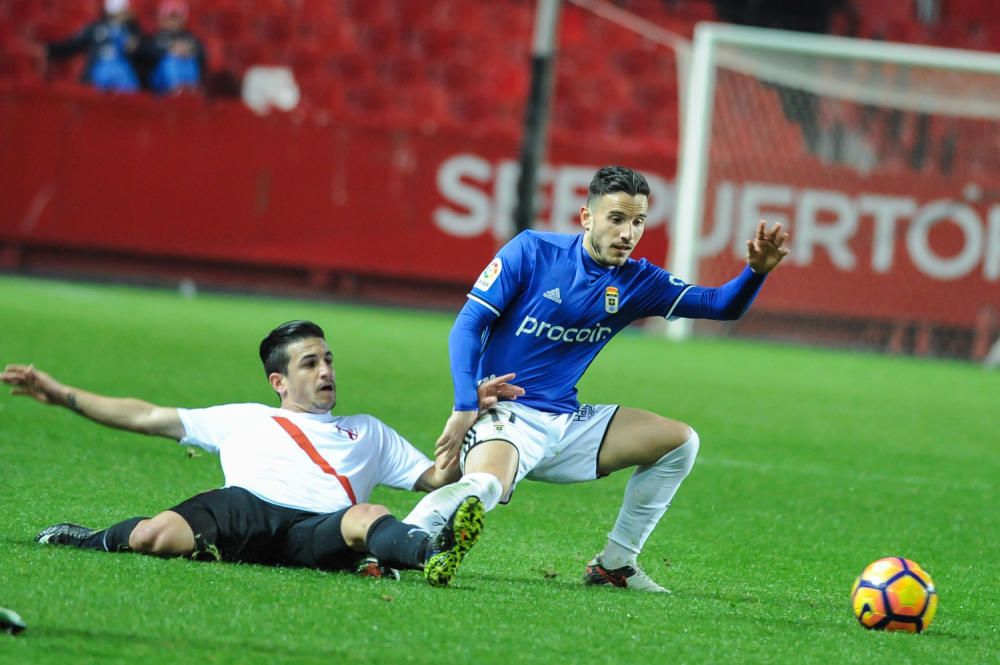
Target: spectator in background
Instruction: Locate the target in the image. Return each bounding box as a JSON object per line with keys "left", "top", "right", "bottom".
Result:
{"left": 44, "top": 0, "right": 143, "bottom": 93}
{"left": 141, "top": 0, "right": 206, "bottom": 95}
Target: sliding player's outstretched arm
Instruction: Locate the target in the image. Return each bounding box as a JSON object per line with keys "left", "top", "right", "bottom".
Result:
{"left": 1, "top": 364, "right": 184, "bottom": 440}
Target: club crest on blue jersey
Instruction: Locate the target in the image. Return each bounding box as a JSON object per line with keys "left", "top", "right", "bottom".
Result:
{"left": 604, "top": 286, "right": 619, "bottom": 314}
{"left": 475, "top": 258, "right": 502, "bottom": 291}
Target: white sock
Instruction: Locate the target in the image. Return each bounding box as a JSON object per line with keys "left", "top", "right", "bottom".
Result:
{"left": 403, "top": 472, "right": 503, "bottom": 535}
{"left": 603, "top": 430, "right": 700, "bottom": 568}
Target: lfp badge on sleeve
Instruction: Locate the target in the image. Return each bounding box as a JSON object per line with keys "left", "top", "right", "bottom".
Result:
{"left": 475, "top": 258, "right": 502, "bottom": 292}
{"left": 604, "top": 286, "right": 619, "bottom": 314}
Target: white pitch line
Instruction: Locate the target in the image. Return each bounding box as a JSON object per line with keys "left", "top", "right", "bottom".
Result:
{"left": 699, "top": 456, "right": 994, "bottom": 493}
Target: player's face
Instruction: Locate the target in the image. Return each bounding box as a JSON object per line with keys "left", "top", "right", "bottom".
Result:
{"left": 271, "top": 337, "right": 336, "bottom": 414}
{"left": 580, "top": 192, "right": 648, "bottom": 267}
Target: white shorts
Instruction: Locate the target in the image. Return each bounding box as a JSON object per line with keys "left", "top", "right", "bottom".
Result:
{"left": 460, "top": 401, "right": 619, "bottom": 503}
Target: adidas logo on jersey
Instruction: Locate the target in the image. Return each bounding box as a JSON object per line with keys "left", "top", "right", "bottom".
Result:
{"left": 543, "top": 288, "right": 562, "bottom": 304}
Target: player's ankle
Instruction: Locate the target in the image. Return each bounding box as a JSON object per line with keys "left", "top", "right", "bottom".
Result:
{"left": 601, "top": 539, "right": 638, "bottom": 569}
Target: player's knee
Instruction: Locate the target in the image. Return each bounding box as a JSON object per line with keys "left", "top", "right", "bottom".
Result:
{"left": 687, "top": 426, "right": 700, "bottom": 452}
{"left": 463, "top": 472, "right": 503, "bottom": 511}
{"left": 671, "top": 427, "right": 700, "bottom": 474}
{"left": 343, "top": 503, "right": 390, "bottom": 549}
{"left": 128, "top": 521, "right": 165, "bottom": 554}
{"left": 465, "top": 440, "right": 518, "bottom": 495}
{"left": 650, "top": 419, "right": 696, "bottom": 460}
{"left": 128, "top": 519, "right": 193, "bottom": 556}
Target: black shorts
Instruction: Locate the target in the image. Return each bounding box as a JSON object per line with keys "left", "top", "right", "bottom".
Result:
{"left": 169, "top": 487, "right": 357, "bottom": 571}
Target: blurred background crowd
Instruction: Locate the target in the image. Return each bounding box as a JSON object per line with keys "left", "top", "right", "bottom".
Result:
{"left": 1, "top": 0, "right": 992, "bottom": 149}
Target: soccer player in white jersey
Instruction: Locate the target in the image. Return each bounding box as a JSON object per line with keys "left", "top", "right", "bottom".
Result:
{"left": 406, "top": 165, "right": 790, "bottom": 592}
{"left": 1, "top": 320, "right": 521, "bottom": 587}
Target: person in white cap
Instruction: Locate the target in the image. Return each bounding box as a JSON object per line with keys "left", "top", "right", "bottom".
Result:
{"left": 43, "top": 0, "right": 144, "bottom": 92}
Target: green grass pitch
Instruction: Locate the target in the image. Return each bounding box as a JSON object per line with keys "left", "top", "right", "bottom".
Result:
{"left": 0, "top": 275, "right": 997, "bottom": 664}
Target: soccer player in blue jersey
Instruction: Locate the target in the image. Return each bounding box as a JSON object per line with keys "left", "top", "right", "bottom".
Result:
{"left": 405, "top": 165, "right": 790, "bottom": 592}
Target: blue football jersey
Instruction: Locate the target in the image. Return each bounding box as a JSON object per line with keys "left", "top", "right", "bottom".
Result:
{"left": 466, "top": 231, "right": 690, "bottom": 413}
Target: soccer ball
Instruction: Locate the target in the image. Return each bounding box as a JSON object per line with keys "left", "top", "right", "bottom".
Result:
{"left": 851, "top": 557, "right": 938, "bottom": 633}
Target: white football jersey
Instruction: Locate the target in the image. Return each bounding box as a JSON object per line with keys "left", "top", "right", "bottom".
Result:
{"left": 177, "top": 403, "right": 431, "bottom": 514}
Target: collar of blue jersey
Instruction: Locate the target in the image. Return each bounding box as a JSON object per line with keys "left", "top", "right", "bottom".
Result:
{"left": 577, "top": 234, "right": 621, "bottom": 278}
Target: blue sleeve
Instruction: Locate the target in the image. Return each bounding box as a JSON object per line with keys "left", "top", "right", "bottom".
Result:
{"left": 671, "top": 266, "right": 767, "bottom": 320}
{"left": 468, "top": 232, "right": 532, "bottom": 312}
{"left": 629, "top": 260, "right": 693, "bottom": 319}
{"left": 452, "top": 233, "right": 531, "bottom": 409}
{"left": 449, "top": 299, "right": 498, "bottom": 411}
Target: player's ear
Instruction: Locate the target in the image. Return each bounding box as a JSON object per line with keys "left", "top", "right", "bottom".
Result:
{"left": 268, "top": 372, "right": 286, "bottom": 395}
{"left": 580, "top": 206, "right": 592, "bottom": 231}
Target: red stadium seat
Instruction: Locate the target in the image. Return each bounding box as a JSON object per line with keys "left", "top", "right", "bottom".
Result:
{"left": 355, "top": 21, "right": 403, "bottom": 51}
{"left": 555, "top": 103, "right": 607, "bottom": 135}
{"left": 635, "top": 80, "right": 677, "bottom": 111}
{"left": 449, "top": 93, "right": 492, "bottom": 125}
{"left": 377, "top": 53, "right": 425, "bottom": 87}
{"left": 233, "top": 40, "right": 277, "bottom": 67}
{"left": 679, "top": 0, "right": 717, "bottom": 23}
{"left": 202, "top": 34, "right": 226, "bottom": 71}
{"left": 0, "top": 18, "right": 13, "bottom": 44}
{"left": 289, "top": 40, "right": 325, "bottom": 80}
{"left": 260, "top": 12, "right": 295, "bottom": 45}
{"left": 397, "top": 0, "right": 441, "bottom": 29}
{"left": 435, "top": 59, "right": 478, "bottom": 90}
{"left": 490, "top": 61, "right": 529, "bottom": 103}
{"left": 33, "top": 16, "right": 69, "bottom": 43}
{"left": 609, "top": 105, "right": 652, "bottom": 136}
{"left": 559, "top": 5, "right": 589, "bottom": 47}
{"left": 215, "top": 6, "right": 249, "bottom": 40}
{"left": 0, "top": 50, "right": 41, "bottom": 81}
{"left": 341, "top": 83, "right": 392, "bottom": 122}
{"left": 398, "top": 82, "right": 453, "bottom": 127}
{"left": 945, "top": 0, "right": 993, "bottom": 22}
{"left": 417, "top": 25, "right": 466, "bottom": 60}
{"left": 4, "top": 0, "right": 37, "bottom": 24}
{"left": 344, "top": 0, "right": 395, "bottom": 25}
{"left": 612, "top": 45, "right": 659, "bottom": 78}
{"left": 329, "top": 50, "right": 375, "bottom": 84}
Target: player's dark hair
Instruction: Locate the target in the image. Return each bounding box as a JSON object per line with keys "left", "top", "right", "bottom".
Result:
{"left": 587, "top": 165, "right": 651, "bottom": 206}
{"left": 259, "top": 320, "right": 326, "bottom": 376}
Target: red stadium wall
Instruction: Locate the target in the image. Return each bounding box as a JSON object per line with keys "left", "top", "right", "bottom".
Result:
{"left": 0, "top": 84, "right": 676, "bottom": 300}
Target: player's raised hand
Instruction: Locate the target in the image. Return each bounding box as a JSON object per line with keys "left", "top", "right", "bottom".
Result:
{"left": 476, "top": 372, "right": 524, "bottom": 410}
{"left": 1, "top": 364, "right": 64, "bottom": 405}
{"left": 746, "top": 220, "right": 790, "bottom": 273}
{"left": 434, "top": 410, "right": 479, "bottom": 470}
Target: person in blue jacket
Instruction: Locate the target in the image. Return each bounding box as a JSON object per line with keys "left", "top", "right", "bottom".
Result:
{"left": 45, "top": 0, "right": 143, "bottom": 93}
{"left": 141, "top": 0, "right": 206, "bottom": 95}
